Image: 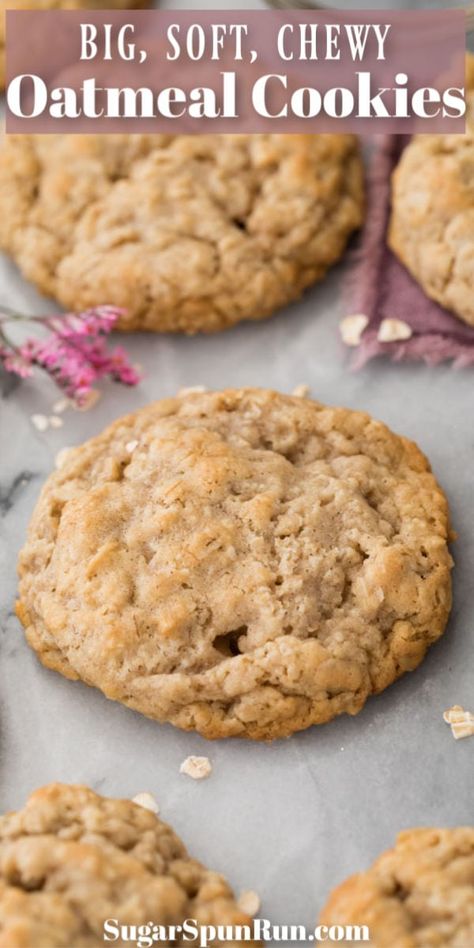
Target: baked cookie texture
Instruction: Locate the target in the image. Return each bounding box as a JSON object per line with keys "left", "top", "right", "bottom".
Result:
{"left": 17, "top": 388, "right": 453, "bottom": 740}
{"left": 0, "top": 783, "right": 255, "bottom": 947}
{"left": 0, "top": 134, "right": 364, "bottom": 333}
{"left": 389, "top": 56, "right": 474, "bottom": 327}
{"left": 0, "top": 1, "right": 151, "bottom": 90}
{"left": 319, "top": 827, "right": 474, "bottom": 947}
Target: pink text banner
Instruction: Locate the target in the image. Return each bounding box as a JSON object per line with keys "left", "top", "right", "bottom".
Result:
{"left": 5, "top": 9, "right": 467, "bottom": 134}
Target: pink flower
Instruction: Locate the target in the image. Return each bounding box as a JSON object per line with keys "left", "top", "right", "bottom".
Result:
{"left": 0, "top": 305, "right": 141, "bottom": 406}
{"left": 45, "top": 306, "right": 125, "bottom": 339}
{"left": 0, "top": 343, "right": 33, "bottom": 378}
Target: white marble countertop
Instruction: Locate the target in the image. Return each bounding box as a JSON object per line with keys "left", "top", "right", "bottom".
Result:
{"left": 0, "top": 0, "right": 472, "bottom": 935}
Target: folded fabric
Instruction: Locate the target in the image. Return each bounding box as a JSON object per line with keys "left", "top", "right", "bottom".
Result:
{"left": 343, "top": 135, "right": 474, "bottom": 369}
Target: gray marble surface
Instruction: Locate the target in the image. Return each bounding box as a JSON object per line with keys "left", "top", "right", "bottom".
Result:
{"left": 1, "top": 245, "right": 473, "bottom": 932}
{"left": 0, "top": 0, "right": 473, "bottom": 936}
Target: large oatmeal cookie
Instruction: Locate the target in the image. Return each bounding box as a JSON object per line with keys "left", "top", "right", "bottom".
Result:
{"left": 389, "top": 56, "right": 474, "bottom": 327}
{"left": 319, "top": 827, "right": 474, "bottom": 947}
{"left": 0, "top": 134, "right": 364, "bottom": 333}
{"left": 0, "top": 1, "right": 151, "bottom": 90}
{"left": 0, "top": 783, "right": 255, "bottom": 947}
{"left": 17, "top": 388, "right": 452, "bottom": 740}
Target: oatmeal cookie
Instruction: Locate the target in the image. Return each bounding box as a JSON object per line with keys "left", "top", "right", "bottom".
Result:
{"left": 0, "top": 783, "right": 255, "bottom": 947}
{"left": 17, "top": 388, "right": 452, "bottom": 740}
{"left": 0, "top": 1, "right": 151, "bottom": 90}
{"left": 319, "top": 827, "right": 474, "bottom": 947}
{"left": 389, "top": 56, "right": 474, "bottom": 326}
{"left": 0, "top": 134, "right": 364, "bottom": 333}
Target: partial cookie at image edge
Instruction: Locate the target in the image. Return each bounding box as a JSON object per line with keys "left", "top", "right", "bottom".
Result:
{"left": 0, "top": 134, "right": 364, "bottom": 333}
{"left": 388, "top": 55, "right": 474, "bottom": 328}
{"left": 0, "top": 782, "right": 258, "bottom": 946}
{"left": 319, "top": 827, "right": 474, "bottom": 948}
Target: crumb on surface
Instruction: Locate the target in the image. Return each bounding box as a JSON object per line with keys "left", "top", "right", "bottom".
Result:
{"left": 179, "top": 756, "right": 212, "bottom": 780}
{"left": 125, "top": 440, "right": 139, "bottom": 453}
{"left": 31, "top": 414, "right": 49, "bottom": 432}
{"left": 339, "top": 314, "right": 369, "bottom": 347}
{"left": 52, "top": 398, "right": 71, "bottom": 414}
{"left": 443, "top": 705, "right": 474, "bottom": 740}
{"left": 49, "top": 416, "right": 64, "bottom": 429}
{"left": 377, "top": 318, "right": 413, "bottom": 343}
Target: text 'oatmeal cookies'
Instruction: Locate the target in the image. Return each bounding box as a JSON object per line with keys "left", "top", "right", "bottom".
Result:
{"left": 0, "top": 783, "right": 256, "bottom": 947}
{"left": 17, "top": 388, "right": 453, "bottom": 740}
{"left": 319, "top": 827, "right": 474, "bottom": 947}
{"left": 0, "top": 134, "right": 364, "bottom": 333}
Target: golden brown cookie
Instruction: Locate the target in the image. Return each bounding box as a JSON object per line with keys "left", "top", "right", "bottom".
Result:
{"left": 0, "top": 783, "right": 256, "bottom": 947}
{"left": 0, "top": 0, "right": 151, "bottom": 90}
{"left": 319, "top": 827, "right": 474, "bottom": 947}
{"left": 17, "top": 388, "right": 453, "bottom": 740}
{"left": 0, "top": 134, "right": 364, "bottom": 333}
{"left": 389, "top": 56, "right": 474, "bottom": 327}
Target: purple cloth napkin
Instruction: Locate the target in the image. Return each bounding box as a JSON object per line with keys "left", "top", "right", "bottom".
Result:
{"left": 344, "top": 135, "right": 474, "bottom": 369}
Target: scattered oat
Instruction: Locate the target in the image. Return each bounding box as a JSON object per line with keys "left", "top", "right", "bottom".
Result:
{"left": 179, "top": 756, "right": 212, "bottom": 780}
{"left": 132, "top": 792, "right": 159, "bottom": 814}
{"left": 339, "top": 314, "right": 369, "bottom": 347}
{"left": 31, "top": 413, "right": 49, "bottom": 432}
{"left": 443, "top": 705, "right": 465, "bottom": 725}
{"left": 237, "top": 890, "right": 261, "bottom": 917}
{"left": 125, "top": 440, "right": 139, "bottom": 453}
{"left": 377, "top": 318, "right": 413, "bottom": 343}
{"left": 49, "top": 415, "right": 64, "bottom": 429}
{"left": 74, "top": 389, "right": 101, "bottom": 411}
{"left": 55, "top": 447, "right": 72, "bottom": 469}
{"left": 451, "top": 721, "right": 474, "bottom": 740}
{"left": 292, "top": 384, "right": 310, "bottom": 398}
{"left": 443, "top": 705, "right": 474, "bottom": 740}
{"left": 52, "top": 398, "right": 71, "bottom": 414}
{"left": 177, "top": 385, "right": 208, "bottom": 397}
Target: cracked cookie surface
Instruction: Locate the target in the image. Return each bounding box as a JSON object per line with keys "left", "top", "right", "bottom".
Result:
{"left": 389, "top": 56, "right": 474, "bottom": 327}
{"left": 0, "top": 134, "right": 364, "bottom": 333}
{"left": 0, "top": 783, "right": 255, "bottom": 947}
{"left": 0, "top": 0, "right": 151, "bottom": 90}
{"left": 17, "top": 388, "right": 452, "bottom": 740}
{"left": 319, "top": 827, "right": 474, "bottom": 947}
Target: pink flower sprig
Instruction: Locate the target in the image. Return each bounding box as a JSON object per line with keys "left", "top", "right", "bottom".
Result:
{"left": 0, "top": 305, "right": 141, "bottom": 406}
